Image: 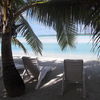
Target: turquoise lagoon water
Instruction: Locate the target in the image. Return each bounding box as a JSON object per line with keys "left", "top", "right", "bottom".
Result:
{"left": 11, "top": 35, "right": 96, "bottom": 57}
{"left": 42, "top": 42, "right": 92, "bottom": 54}
{"left": 12, "top": 42, "right": 92, "bottom": 54}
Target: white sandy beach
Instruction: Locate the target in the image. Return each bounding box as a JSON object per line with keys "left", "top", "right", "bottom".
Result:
{"left": 0, "top": 55, "right": 100, "bottom": 100}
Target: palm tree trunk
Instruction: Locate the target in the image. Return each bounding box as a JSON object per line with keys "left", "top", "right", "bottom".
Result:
{"left": 1, "top": 32, "right": 25, "bottom": 97}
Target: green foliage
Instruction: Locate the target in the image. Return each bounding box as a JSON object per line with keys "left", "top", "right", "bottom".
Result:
{"left": 16, "top": 15, "right": 43, "bottom": 55}
{"left": 11, "top": 37, "right": 27, "bottom": 53}
{"left": 28, "top": 0, "right": 100, "bottom": 56}
{"left": 26, "top": 1, "right": 77, "bottom": 50}
{"left": 0, "top": 0, "right": 43, "bottom": 55}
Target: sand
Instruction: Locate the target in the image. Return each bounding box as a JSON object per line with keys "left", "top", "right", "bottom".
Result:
{"left": 0, "top": 56, "right": 100, "bottom": 100}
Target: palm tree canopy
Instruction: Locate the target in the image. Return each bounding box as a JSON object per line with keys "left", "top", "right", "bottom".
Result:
{"left": 0, "top": 0, "right": 100, "bottom": 55}
{"left": 16, "top": 15, "right": 42, "bottom": 55}
{"left": 0, "top": 0, "right": 43, "bottom": 55}
{"left": 23, "top": 0, "right": 77, "bottom": 50}
{"left": 23, "top": 0, "right": 100, "bottom": 54}
{"left": 31, "top": 0, "right": 100, "bottom": 55}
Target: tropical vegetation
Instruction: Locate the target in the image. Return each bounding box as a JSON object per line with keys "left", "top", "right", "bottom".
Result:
{"left": 0, "top": 0, "right": 100, "bottom": 97}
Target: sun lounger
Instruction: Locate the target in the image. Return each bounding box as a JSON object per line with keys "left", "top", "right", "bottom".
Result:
{"left": 62, "top": 59, "right": 86, "bottom": 98}
{"left": 22, "top": 56, "right": 51, "bottom": 89}
{"left": 22, "top": 57, "right": 39, "bottom": 80}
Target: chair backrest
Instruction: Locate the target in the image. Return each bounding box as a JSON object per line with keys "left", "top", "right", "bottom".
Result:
{"left": 64, "top": 59, "right": 83, "bottom": 83}
{"left": 22, "top": 57, "right": 39, "bottom": 80}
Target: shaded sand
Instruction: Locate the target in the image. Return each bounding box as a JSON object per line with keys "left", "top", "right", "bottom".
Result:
{"left": 0, "top": 57, "right": 100, "bottom": 100}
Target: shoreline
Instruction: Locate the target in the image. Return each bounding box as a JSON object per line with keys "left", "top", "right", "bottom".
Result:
{"left": 11, "top": 52, "right": 99, "bottom": 62}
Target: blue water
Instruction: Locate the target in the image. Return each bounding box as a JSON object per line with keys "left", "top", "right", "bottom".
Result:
{"left": 43, "top": 43, "right": 92, "bottom": 54}
{"left": 11, "top": 35, "right": 94, "bottom": 55}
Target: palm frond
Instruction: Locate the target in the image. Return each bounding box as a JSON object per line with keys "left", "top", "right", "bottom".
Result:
{"left": 25, "top": 0, "right": 100, "bottom": 55}
{"left": 11, "top": 37, "right": 27, "bottom": 53}
{"left": 11, "top": 0, "right": 26, "bottom": 15}
{"left": 55, "top": 20, "right": 76, "bottom": 50}
{"left": 92, "top": 23, "right": 100, "bottom": 57}
{"left": 14, "top": 1, "right": 48, "bottom": 19}
{"left": 16, "top": 15, "right": 43, "bottom": 55}
{"left": 26, "top": 1, "right": 78, "bottom": 49}
{"left": 12, "top": 0, "right": 25, "bottom": 7}
{"left": 26, "top": 0, "right": 88, "bottom": 24}
{"left": 83, "top": 2, "right": 100, "bottom": 57}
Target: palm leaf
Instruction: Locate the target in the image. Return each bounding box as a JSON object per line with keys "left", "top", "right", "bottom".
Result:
{"left": 82, "top": 2, "right": 100, "bottom": 57}
{"left": 54, "top": 16, "right": 76, "bottom": 50}
{"left": 11, "top": 37, "right": 27, "bottom": 53}
{"left": 26, "top": 1, "right": 77, "bottom": 49}
{"left": 12, "top": 0, "right": 25, "bottom": 7}
{"left": 11, "top": 0, "right": 26, "bottom": 14}
{"left": 16, "top": 15, "right": 43, "bottom": 55}
{"left": 26, "top": 0, "right": 100, "bottom": 56}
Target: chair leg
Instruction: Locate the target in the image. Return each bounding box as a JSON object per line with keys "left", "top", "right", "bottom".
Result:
{"left": 21, "top": 70, "right": 26, "bottom": 79}
{"left": 25, "top": 68, "right": 30, "bottom": 77}
{"left": 61, "top": 77, "right": 65, "bottom": 95}
{"left": 21, "top": 69, "right": 30, "bottom": 79}
{"left": 24, "top": 77, "right": 35, "bottom": 83}
{"left": 83, "top": 69, "right": 86, "bottom": 98}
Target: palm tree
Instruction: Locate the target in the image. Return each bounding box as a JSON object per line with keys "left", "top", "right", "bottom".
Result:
{"left": 0, "top": 0, "right": 75, "bottom": 97}
{"left": 0, "top": 0, "right": 43, "bottom": 97}
{"left": 0, "top": 0, "right": 100, "bottom": 97}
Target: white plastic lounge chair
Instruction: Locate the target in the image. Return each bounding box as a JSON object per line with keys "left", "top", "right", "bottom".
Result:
{"left": 22, "top": 57, "right": 39, "bottom": 80}
{"left": 62, "top": 59, "right": 86, "bottom": 98}
{"left": 22, "top": 56, "right": 51, "bottom": 89}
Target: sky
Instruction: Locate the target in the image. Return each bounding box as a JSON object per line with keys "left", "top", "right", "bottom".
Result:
{"left": 27, "top": 17, "right": 57, "bottom": 36}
